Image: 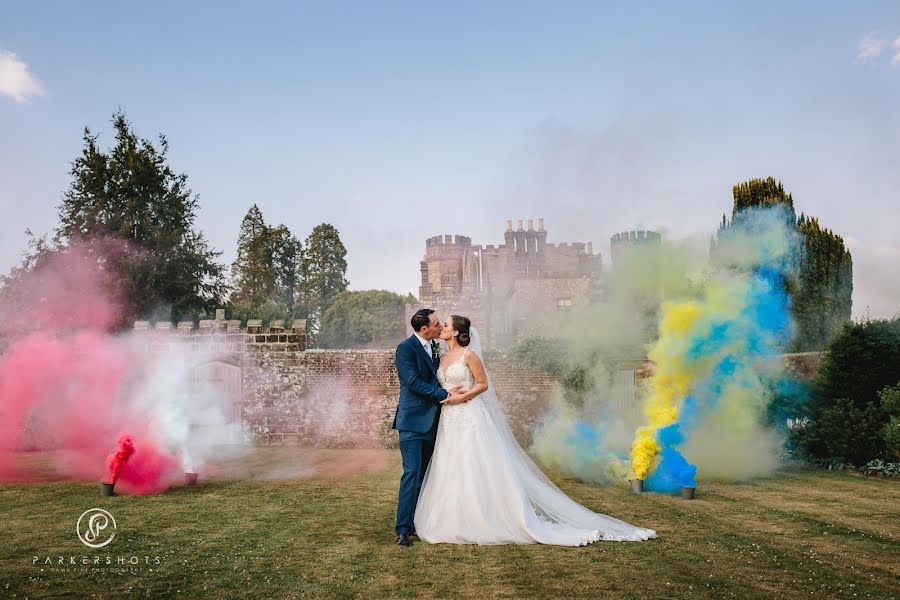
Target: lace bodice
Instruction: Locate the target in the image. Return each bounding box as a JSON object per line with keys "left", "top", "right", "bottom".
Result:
{"left": 437, "top": 349, "right": 475, "bottom": 391}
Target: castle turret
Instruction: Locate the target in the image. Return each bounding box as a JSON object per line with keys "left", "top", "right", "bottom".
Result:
{"left": 420, "top": 234, "right": 475, "bottom": 296}
{"left": 504, "top": 220, "right": 515, "bottom": 255}
{"left": 536, "top": 217, "right": 547, "bottom": 253}
{"left": 610, "top": 230, "right": 662, "bottom": 269}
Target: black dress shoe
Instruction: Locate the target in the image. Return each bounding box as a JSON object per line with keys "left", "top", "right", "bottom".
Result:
{"left": 396, "top": 534, "right": 411, "bottom": 547}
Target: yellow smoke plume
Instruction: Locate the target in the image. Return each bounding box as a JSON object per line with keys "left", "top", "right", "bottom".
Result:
{"left": 629, "top": 280, "right": 743, "bottom": 479}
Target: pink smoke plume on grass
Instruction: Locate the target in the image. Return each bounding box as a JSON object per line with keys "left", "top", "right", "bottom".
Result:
{"left": 106, "top": 434, "right": 134, "bottom": 484}
{"left": 0, "top": 240, "right": 187, "bottom": 493}
{"left": 111, "top": 435, "right": 182, "bottom": 495}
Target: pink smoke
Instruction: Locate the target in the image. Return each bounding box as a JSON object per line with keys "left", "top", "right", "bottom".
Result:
{"left": 0, "top": 240, "right": 185, "bottom": 493}
{"left": 106, "top": 434, "right": 135, "bottom": 484}
{"left": 0, "top": 238, "right": 126, "bottom": 337}
{"left": 115, "top": 442, "right": 181, "bottom": 494}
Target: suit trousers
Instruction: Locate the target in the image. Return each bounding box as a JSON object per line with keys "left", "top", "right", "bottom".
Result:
{"left": 395, "top": 422, "right": 438, "bottom": 535}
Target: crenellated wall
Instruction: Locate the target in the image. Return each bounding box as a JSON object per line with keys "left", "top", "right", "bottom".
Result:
{"left": 411, "top": 219, "right": 603, "bottom": 349}
{"left": 134, "top": 313, "right": 824, "bottom": 449}
{"left": 134, "top": 312, "right": 555, "bottom": 448}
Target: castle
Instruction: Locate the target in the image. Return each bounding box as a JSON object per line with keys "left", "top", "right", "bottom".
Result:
{"left": 407, "top": 219, "right": 662, "bottom": 349}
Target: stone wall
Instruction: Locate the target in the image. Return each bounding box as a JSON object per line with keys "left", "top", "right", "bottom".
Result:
{"left": 242, "top": 350, "right": 556, "bottom": 448}
{"left": 133, "top": 315, "right": 824, "bottom": 449}
{"left": 780, "top": 352, "right": 825, "bottom": 380}
{"left": 132, "top": 315, "right": 556, "bottom": 448}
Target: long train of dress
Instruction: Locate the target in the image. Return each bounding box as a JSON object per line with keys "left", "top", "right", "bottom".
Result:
{"left": 414, "top": 348, "right": 656, "bottom": 546}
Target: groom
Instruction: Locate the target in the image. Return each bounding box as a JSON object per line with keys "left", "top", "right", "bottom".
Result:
{"left": 392, "top": 308, "right": 463, "bottom": 547}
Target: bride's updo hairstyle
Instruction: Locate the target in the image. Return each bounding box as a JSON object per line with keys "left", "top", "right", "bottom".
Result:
{"left": 451, "top": 315, "right": 471, "bottom": 347}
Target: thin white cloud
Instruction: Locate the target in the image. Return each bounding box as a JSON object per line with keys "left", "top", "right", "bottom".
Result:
{"left": 856, "top": 31, "right": 885, "bottom": 62}
{"left": 891, "top": 35, "right": 900, "bottom": 68}
{"left": 0, "top": 49, "right": 45, "bottom": 103}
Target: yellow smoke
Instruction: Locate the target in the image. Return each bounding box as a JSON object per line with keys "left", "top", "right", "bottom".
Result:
{"left": 629, "top": 279, "right": 745, "bottom": 479}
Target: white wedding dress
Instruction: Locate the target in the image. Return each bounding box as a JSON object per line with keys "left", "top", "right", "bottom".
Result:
{"left": 414, "top": 329, "right": 656, "bottom": 545}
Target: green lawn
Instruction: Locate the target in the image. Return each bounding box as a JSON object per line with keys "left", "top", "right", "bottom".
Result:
{"left": 1, "top": 449, "right": 898, "bottom": 599}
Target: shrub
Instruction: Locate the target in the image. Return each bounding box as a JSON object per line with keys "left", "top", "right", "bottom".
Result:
{"left": 815, "top": 318, "right": 900, "bottom": 409}
{"left": 511, "top": 336, "right": 593, "bottom": 395}
{"left": 791, "top": 398, "right": 886, "bottom": 466}
{"left": 879, "top": 384, "right": 900, "bottom": 460}
{"left": 861, "top": 459, "right": 900, "bottom": 477}
{"left": 794, "top": 318, "right": 900, "bottom": 465}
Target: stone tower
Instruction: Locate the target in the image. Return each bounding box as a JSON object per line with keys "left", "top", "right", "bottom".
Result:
{"left": 610, "top": 230, "right": 662, "bottom": 269}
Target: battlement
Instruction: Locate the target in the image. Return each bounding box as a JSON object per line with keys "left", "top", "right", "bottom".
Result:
{"left": 610, "top": 230, "right": 662, "bottom": 269}
{"left": 426, "top": 234, "right": 472, "bottom": 247}
{"left": 611, "top": 230, "right": 662, "bottom": 244}
{"left": 133, "top": 309, "right": 307, "bottom": 351}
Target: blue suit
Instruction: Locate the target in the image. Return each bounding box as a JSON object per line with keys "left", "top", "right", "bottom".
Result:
{"left": 392, "top": 334, "right": 448, "bottom": 535}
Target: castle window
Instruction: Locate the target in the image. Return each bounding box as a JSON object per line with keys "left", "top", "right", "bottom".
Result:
{"left": 557, "top": 298, "right": 573, "bottom": 310}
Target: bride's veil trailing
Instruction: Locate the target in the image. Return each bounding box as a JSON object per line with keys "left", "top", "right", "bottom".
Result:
{"left": 467, "top": 327, "right": 654, "bottom": 540}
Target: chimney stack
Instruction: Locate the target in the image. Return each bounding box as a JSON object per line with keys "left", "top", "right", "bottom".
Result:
{"left": 538, "top": 218, "right": 545, "bottom": 231}
{"left": 506, "top": 219, "right": 513, "bottom": 232}
{"left": 517, "top": 219, "right": 524, "bottom": 231}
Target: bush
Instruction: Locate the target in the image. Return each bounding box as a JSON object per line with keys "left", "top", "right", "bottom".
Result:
{"left": 511, "top": 337, "right": 592, "bottom": 394}
{"left": 791, "top": 398, "right": 886, "bottom": 466}
{"left": 512, "top": 337, "right": 568, "bottom": 376}
{"left": 879, "top": 384, "right": 900, "bottom": 459}
{"left": 815, "top": 318, "right": 900, "bottom": 409}
{"left": 794, "top": 318, "right": 900, "bottom": 466}
{"left": 861, "top": 459, "right": 900, "bottom": 477}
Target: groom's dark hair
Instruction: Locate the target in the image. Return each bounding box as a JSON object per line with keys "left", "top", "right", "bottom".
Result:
{"left": 411, "top": 308, "right": 435, "bottom": 333}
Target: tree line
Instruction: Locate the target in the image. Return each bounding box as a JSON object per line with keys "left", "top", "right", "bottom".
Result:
{"left": 0, "top": 111, "right": 410, "bottom": 348}
{"left": 0, "top": 116, "right": 856, "bottom": 352}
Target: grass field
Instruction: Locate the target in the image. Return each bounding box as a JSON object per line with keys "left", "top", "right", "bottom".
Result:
{"left": 1, "top": 448, "right": 898, "bottom": 599}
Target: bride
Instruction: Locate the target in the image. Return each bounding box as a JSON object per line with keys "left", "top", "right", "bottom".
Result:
{"left": 414, "top": 315, "right": 656, "bottom": 545}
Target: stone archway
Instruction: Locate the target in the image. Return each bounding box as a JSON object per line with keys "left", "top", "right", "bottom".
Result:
{"left": 612, "top": 368, "right": 637, "bottom": 414}
{"left": 192, "top": 361, "right": 243, "bottom": 444}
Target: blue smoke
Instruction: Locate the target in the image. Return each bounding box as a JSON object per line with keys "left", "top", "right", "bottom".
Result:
{"left": 645, "top": 423, "right": 697, "bottom": 492}
{"left": 644, "top": 216, "right": 796, "bottom": 493}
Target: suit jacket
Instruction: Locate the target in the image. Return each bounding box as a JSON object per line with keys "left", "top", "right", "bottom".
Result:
{"left": 392, "top": 334, "right": 448, "bottom": 433}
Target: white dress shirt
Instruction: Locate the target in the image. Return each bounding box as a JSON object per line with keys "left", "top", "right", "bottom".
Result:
{"left": 414, "top": 332, "right": 433, "bottom": 358}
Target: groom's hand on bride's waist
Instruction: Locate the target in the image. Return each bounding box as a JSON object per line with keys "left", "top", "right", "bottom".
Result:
{"left": 441, "top": 387, "right": 468, "bottom": 405}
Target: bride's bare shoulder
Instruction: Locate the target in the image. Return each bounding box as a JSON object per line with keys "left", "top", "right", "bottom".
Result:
{"left": 463, "top": 348, "right": 486, "bottom": 380}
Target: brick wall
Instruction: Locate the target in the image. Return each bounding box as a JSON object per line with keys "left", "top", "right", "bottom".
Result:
{"left": 243, "top": 350, "right": 555, "bottom": 448}
{"left": 780, "top": 352, "right": 825, "bottom": 380}
{"left": 133, "top": 317, "right": 823, "bottom": 449}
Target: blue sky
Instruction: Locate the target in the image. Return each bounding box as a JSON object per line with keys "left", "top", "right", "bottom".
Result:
{"left": 2, "top": 1, "right": 898, "bottom": 318}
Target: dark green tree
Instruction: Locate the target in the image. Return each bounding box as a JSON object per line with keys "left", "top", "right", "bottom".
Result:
{"left": 731, "top": 177, "right": 796, "bottom": 223}
{"left": 55, "top": 111, "right": 225, "bottom": 322}
{"left": 268, "top": 224, "right": 303, "bottom": 317}
{"left": 318, "top": 290, "right": 413, "bottom": 348}
{"left": 296, "top": 223, "right": 348, "bottom": 344}
{"left": 714, "top": 177, "right": 852, "bottom": 351}
{"left": 230, "top": 205, "right": 276, "bottom": 309}
{"left": 792, "top": 214, "right": 853, "bottom": 351}
{"left": 227, "top": 207, "right": 304, "bottom": 324}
